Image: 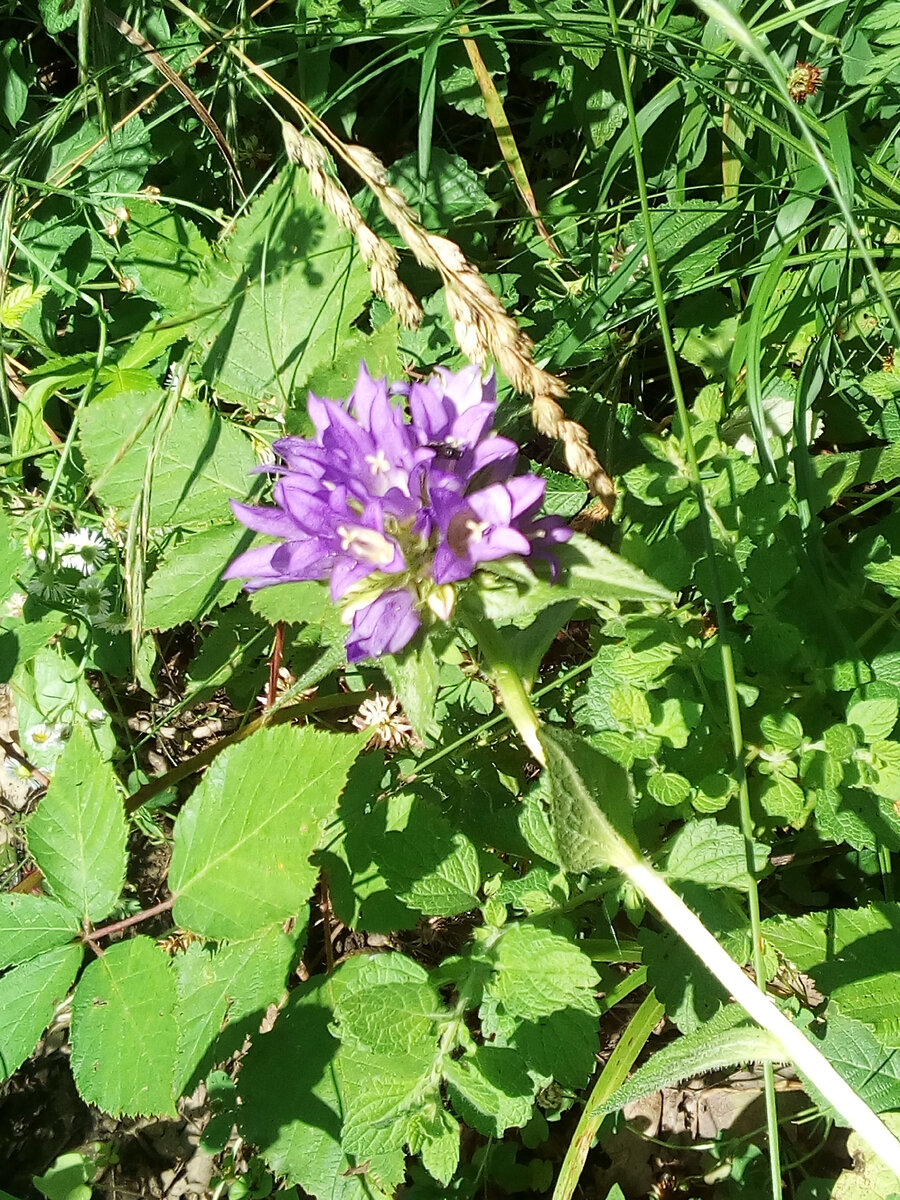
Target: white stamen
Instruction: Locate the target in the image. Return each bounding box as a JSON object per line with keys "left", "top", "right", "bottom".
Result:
{"left": 365, "top": 450, "right": 391, "bottom": 476}
{"left": 336, "top": 524, "right": 397, "bottom": 566}
{"left": 465, "top": 519, "right": 489, "bottom": 542}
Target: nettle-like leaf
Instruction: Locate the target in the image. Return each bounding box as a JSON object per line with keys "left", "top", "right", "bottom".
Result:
{"left": 26, "top": 726, "right": 127, "bottom": 924}
{"left": 70, "top": 937, "right": 178, "bottom": 1116}
{"left": 174, "top": 923, "right": 298, "bottom": 1094}
{"left": 805, "top": 1005, "right": 900, "bottom": 1116}
{"left": 188, "top": 169, "right": 371, "bottom": 410}
{"left": 381, "top": 639, "right": 441, "bottom": 743}
{"left": 169, "top": 725, "right": 363, "bottom": 939}
{"left": 38, "top": 0, "right": 82, "bottom": 35}
{"left": 79, "top": 389, "right": 256, "bottom": 530}
{"left": 117, "top": 199, "right": 210, "bottom": 313}
{"left": 0, "top": 894, "right": 79, "bottom": 970}
{"left": 664, "top": 818, "right": 769, "bottom": 891}
{"left": 479, "top": 921, "right": 601, "bottom": 1087}
{"left": 238, "top": 978, "right": 403, "bottom": 1198}
{"left": 0, "top": 944, "right": 82, "bottom": 1083}
{"left": 443, "top": 1046, "right": 536, "bottom": 1137}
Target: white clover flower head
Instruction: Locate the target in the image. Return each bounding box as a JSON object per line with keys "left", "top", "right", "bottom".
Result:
{"left": 352, "top": 694, "right": 414, "bottom": 750}
{"left": 3, "top": 591, "right": 26, "bottom": 619}
{"left": 76, "top": 576, "right": 111, "bottom": 622}
{"left": 56, "top": 528, "right": 107, "bottom": 575}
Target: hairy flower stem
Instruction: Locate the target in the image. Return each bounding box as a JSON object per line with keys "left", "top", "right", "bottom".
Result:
{"left": 606, "top": 0, "right": 784, "bottom": 1188}
{"left": 487, "top": 654, "right": 900, "bottom": 1181}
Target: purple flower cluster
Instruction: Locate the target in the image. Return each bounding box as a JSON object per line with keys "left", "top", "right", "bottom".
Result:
{"left": 224, "top": 364, "right": 571, "bottom": 662}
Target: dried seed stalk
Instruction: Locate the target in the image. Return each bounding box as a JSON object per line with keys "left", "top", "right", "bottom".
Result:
{"left": 282, "top": 123, "right": 422, "bottom": 331}
{"left": 342, "top": 144, "right": 614, "bottom": 510}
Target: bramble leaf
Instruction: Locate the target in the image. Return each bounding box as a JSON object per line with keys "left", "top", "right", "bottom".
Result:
{"left": 26, "top": 726, "right": 127, "bottom": 923}
{"left": 0, "top": 944, "right": 82, "bottom": 1082}
{"left": 0, "top": 894, "right": 78, "bottom": 969}
{"left": 174, "top": 924, "right": 298, "bottom": 1094}
{"left": 170, "top": 725, "right": 363, "bottom": 939}
{"left": 70, "top": 937, "right": 178, "bottom": 1116}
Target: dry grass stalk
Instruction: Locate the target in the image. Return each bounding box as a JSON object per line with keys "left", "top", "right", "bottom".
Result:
{"left": 342, "top": 143, "right": 615, "bottom": 511}
{"left": 282, "top": 124, "right": 422, "bottom": 331}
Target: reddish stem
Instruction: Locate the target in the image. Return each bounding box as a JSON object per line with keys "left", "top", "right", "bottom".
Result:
{"left": 266, "top": 622, "right": 285, "bottom": 709}
{"left": 85, "top": 896, "right": 176, "bottom": 952}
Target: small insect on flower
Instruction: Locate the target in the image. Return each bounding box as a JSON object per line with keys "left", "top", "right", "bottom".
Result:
{"left": 353, "top": 694, "right": 415, "bottom": 749}
{"left": 55, "top": 528, "right": 107, "bottom": 575}
{"left": 787, "top": 61, "right": 822, "bottom": 103}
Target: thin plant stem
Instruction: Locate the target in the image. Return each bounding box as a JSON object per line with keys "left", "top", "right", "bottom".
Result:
{"left": 553, "top": 991, "right": 665, "bottom": 1200}
{"left": 605, "top": 0, "right": 783, "bottom": 1191}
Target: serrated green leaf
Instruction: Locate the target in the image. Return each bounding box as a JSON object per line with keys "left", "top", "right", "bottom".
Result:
{"left": 26, "top": 726, "right": 127, "bottom": 923}
{"left": 0, "top": 283, "right": 49, "bottom": 330}
{"left": 541, "top": 725, "right": 637, "bottom": 874}
{"left": 188, "top": 170, "right": 371, "bottom": 409}
{"left": 238, "top": 979, "right": 403, "bottom": 1197}
{"left": 478, "top": 534, "right": 674, "bottom": 622}
{"left": 760, "top": 711, "right": 804, "bottom": 750}
{"left": 118, "top": 199, "right": 209, "bottom": 313}
{"left": 539, "top": 468, "right": 588, "bottom": 518}
{"left": 0, "top": 894, "right": 78, "bottom": 969}
{"left": 174, "top": 924, "right": 298, "bottom": 1094}
{"left": 815, "top": 785, "right": 900, "bottom": 851}
{"left": 335, "top": 980, "right": 441, "bottom": 1059}
{"left": 70, "top": 937, "right": 177, "bottom": 1116}
{"left": 759, "top": 772, "right": 810, "bottom": 827}
{"left": 805, "top": 1006, "right": 900, "bottom": 1116}
{"left": 79, "top": 393, "right": 256, "bottom": 529}
{"left": 647, "top": 770, "right": 691, "bottom": 807}
{"left": 665, "top": 819, "right": 768, "bottom": 890}
{"left": 763, "top": 911, "right": 829, "bottom": 970}
{"left": 594, "top": 1003, "right": 781, "bottom": 1121}
{"left": 143, "top": 524, "right": 244, "bottom": 630}
{"left": 848, "top": 698, "right": 899, "bottom": 742}
{"left": 416, "top": 1105, "right": 460, "bottom": 1184}
{"left": 170, "top": 725, "right": 363, "bottom": 939}
{"left": 486, "top": 922, "right": 599, "bottom": 1020}
{"left": 0, "top": 944, "right": 82, "bottom": 1082}
{"left": 375, "top": 796, "right": 481, "bottom": 917}
{"left": 444, "top": 1046, "right": 535, "bottom": 1136}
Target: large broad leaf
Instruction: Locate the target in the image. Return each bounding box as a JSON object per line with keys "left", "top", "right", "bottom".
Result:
{"left": 540, "top": 725, "right": 638, "bottom": 874}
{"left": 485, "top": 922, "right": 599, "bottom": 1020}
{"left": 79, "top": 390, "right": 256, "bottom": 530}
{"left": 118, "top": 199, "right": 210, "bottom": 314}
{"left": 174, "top": 924, "right": 298, "bottom": 1094}
{"left": 26, "top": 726, "right": 127, "bottom": 924}
{"left": 169, "top": 725, "right": 363, "bottom": 939}
{"left": 70, "top": 937, "right": 178, "bottom": 1116}
{"left": 0, "top": 894, "right": 79, "bottom": 970}
{"left": 804, "top": 1006, "right": 900, "bottom": 1116}
{"left": 477, "top": 533, "right": 673, "bottom": 622}
{"left": 143, "top": 523, "right": 245, "bottom": 630}
{"left": 188, "top": 170, "right": 371, "bottom": 410}
{"left": 0, "top": 944, "right": 82, "bottom": 1082}
{"left": 238, "top": 978, "right": 404, "bottom": 1198}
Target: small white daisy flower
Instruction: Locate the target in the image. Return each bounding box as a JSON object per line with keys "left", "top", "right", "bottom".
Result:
{"left": 24, "top": 723, "right": 67, "bottom": 753}
{"left": 55, "top": 528, "right": 107, "bottom": 575}
{"left": 3, "top": 591, "right": 26, "bottom": 619}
